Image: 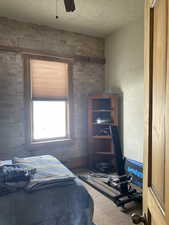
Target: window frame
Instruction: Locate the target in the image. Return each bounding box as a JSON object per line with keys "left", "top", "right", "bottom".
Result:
{"left": 24, "top": 54, "right": 73, "bottom": 146}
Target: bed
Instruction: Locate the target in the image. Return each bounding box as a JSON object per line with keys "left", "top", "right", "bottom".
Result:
{"left": 0, "top": 155, "right": 94, "bottom": 225}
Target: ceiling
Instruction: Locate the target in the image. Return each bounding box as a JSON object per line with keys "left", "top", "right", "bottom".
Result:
{"left": 0, "top": 0, "right": 144, "bottom": 37}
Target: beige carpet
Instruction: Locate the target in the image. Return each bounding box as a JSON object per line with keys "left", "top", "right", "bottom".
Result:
{"left": 83, "top": 182, "right": 141, "bottom": 225}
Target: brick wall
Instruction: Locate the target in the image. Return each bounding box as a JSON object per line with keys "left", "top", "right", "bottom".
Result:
{"left": 0, "top": 17, "right": 105, "bottom": 168}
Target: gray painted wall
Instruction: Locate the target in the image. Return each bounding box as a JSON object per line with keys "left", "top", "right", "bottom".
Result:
{"left": 0, "top": 17, "right": 105, "bottom": 167}
{"left": 105, "top": 19, "right": 144, "bottom": 162}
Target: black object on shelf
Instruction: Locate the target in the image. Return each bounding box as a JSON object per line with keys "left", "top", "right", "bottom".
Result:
{"left": 92, "top": 98, "right": 111, "bottom": 110}
{"left": 94, "top": 126, "right": 111, "bottom": 136}
{"left": 93, "top": 112, "right": 112, "bottom": 124}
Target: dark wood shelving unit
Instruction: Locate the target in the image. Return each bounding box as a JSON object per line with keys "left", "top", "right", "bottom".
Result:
{"left": 93, "top": 123, "right": 112, "bottom": 125}
{"left": 93, "top": 110, "right": 113, "bottom": 112}
{"left": 88, "top": 94, "right": 120, "bottom": 171}
{"left": 93, "top": 136, "right": 112, "bottom": 139}
{"left": 95, "top": 152, "right": 115, "bottom": 155}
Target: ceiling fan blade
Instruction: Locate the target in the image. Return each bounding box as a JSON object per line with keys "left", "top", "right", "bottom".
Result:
{"left": 64, "top": 0, "right": 76, "bottom": 12}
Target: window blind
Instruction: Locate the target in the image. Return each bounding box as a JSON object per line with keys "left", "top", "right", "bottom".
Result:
{"left": 30, "top": 59, "right": 69, "bottom": 100}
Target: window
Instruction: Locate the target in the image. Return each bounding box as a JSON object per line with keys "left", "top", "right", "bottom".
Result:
{"left": 33, "top": 101, "right": 67, "bottom": 140}
{"left": 25, "top": 56, "right": 72, "bottom": 143}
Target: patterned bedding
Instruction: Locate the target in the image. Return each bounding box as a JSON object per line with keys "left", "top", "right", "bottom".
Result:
{"left": 0, "top": 155, "right": 94, "bottom": 225}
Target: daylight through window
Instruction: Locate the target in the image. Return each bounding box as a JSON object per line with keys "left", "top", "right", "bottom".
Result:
{"left": 30, "top": 58, "right": 69, "bottom": 141}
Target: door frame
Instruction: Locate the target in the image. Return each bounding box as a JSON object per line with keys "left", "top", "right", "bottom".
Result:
{"left": 143, "top": 0, "right": 169, "bottom": 224}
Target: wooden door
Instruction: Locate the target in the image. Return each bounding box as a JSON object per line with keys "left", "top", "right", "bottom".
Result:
{"left": 143, "top": 0, "right": 169, "bottom": 224}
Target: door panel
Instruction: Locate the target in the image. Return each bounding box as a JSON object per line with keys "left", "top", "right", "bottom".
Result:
{"left": 152, "top": 218, "right": 157, "bottom": 225}
{"left": 147, "top": 189, "right": 166, "bottom": 225}
{"left": 144, "top": 0, "right": 169, "bottom": 225}
{"left": 151, "top": 0, "right": 166, "bottom": 207}
{"left": 152, "top": 215, "right": 158, "bottom": 225}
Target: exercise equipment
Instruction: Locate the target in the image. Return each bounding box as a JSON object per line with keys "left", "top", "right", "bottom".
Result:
{"left": 106, "top": 125, "right": 142, "bottom": 207}
{"left": 80, "top": 125, "right": 142, "bottom": 209}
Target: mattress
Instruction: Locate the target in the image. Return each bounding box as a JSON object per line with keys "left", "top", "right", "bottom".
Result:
{"left": 0, "top": 155, "right": 94, "bottom": 225}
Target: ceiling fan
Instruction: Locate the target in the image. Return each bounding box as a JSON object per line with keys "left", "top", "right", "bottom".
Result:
{"left": 64, "top": 0, "right": 76, "bottom": 12}
{"left": 56, "top": 0, "right": 76, "bottom": 18}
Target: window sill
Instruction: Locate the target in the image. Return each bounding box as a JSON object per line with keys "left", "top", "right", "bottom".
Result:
{"left": 26, "top": 138, "right": 74, "bottom": 150}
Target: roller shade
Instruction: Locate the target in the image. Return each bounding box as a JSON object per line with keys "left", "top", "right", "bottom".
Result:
{"left": 31, "top": 59, "right": 69, "bottom": 100}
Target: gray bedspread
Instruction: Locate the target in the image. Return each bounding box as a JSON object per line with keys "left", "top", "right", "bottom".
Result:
{"left": 0, "top": 156, "right": 94, "bottom": 225}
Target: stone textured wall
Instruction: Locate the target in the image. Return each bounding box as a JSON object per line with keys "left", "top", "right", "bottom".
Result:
{"left": 0, "top": 17, "right": 105, "bottom": 167}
